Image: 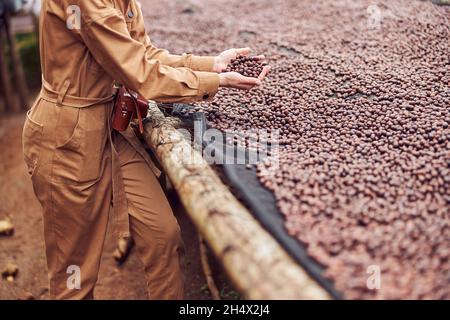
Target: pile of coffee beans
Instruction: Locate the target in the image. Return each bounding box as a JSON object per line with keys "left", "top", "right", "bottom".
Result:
{"left": 225, "top": 56, "right": 266, "bottom": 78}
{"left": 144, "top": 0, "right": 450, "bottom": 299}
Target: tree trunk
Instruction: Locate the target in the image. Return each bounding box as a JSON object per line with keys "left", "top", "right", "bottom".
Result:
{"left": 0, "top": 19, "right": 17, "bottom": 113}
{"left": 4, "top": 10, "right": 29, "bottom": 111}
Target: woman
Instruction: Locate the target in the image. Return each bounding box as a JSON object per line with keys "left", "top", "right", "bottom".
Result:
{"left": 23, "top": 0, "right": 269, "bottom": 299}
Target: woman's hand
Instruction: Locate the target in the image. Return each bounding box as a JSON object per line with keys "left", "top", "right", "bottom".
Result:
{"left": 213, "top": 48, "right": 265, "bottom": 73}
{"left": 219, "top": 65, "right": 271, "bottom": 90}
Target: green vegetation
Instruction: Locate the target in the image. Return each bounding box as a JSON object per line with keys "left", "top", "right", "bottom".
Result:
{"left": 2, "top": 31, "right": 41, "bottom": 91}
{"left": 15, "top": 32, "right": 40, "bottom": 90}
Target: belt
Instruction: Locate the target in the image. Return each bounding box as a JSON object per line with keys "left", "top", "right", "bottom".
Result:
{"left": 41, "top": 78, "right": 130, "bottom": 239}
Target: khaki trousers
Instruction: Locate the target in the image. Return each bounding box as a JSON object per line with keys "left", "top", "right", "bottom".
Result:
{"left": 23, "top": 97, "right": 185, "bottom": 300}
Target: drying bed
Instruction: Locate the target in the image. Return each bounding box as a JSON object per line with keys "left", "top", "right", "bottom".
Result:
{"left": 144, "top": 0, "right": 450, "bottom": 299}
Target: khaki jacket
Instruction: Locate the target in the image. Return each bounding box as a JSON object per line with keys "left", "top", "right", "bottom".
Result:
{"left": 42, "top": 0, "right": 219, "bottom": 100}
{"left": 25, "top": 0, "right": 220, "bottom": 238}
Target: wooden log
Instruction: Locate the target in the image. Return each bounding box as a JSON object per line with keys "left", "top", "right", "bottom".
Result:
{"left": 143, "top": 103, "right": 331, "bottom": 300}
{"left": 0, "top": 18, "right": 17, "bottom": 113}
{"left": 4, "top": 10, "right": 29, "bottom": 110}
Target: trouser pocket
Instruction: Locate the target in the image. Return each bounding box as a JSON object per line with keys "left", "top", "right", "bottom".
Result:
{"left": 22, "top": 109, "right": 44, "bottom": 178}
{"left": 53, "top": 105, "right": 106, "bottom": 183}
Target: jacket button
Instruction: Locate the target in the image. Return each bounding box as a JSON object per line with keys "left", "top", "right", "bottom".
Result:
{"left": 203, "top": 94, "right": 210, "bottom": 100}
{"left": 127, "top": 10, "right": 134, "bottom": 18}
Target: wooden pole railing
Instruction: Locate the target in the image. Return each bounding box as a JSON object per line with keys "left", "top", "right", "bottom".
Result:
{"left": 143, "top": 103, "right": 331, "bottom": 300}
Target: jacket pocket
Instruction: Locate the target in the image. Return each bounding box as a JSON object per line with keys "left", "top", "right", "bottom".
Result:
{"left": 22, "top": 109, "right": 44, "bottom": 178}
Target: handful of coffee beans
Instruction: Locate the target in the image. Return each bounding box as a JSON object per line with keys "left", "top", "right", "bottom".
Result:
{"left": 225, "top": 56, "right": 266, "bottom": 78}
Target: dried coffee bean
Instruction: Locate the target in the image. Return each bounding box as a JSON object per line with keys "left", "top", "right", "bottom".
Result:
{"left": 147, "top": 0, "right": 450, "bottom": 300}
{"left": 225, "top": 56, "right": 266, "bottom": 78}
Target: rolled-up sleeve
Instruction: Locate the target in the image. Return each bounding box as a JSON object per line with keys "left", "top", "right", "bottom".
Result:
{"left": 79, "top": 6, "right": 219, "bottom": 103}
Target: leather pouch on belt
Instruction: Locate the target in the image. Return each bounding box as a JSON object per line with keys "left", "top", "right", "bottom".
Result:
{"left": 112, "top": 87, "right": 149, "bottom": 134}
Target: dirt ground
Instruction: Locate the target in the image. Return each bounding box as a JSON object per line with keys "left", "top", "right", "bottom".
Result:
{"left": 0, "top": 112, "right": 236, "bottom": 300}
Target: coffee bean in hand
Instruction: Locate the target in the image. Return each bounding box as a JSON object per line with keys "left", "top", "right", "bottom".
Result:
{"left": 225, "top": 56, "right": 266, "bottom": 78}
